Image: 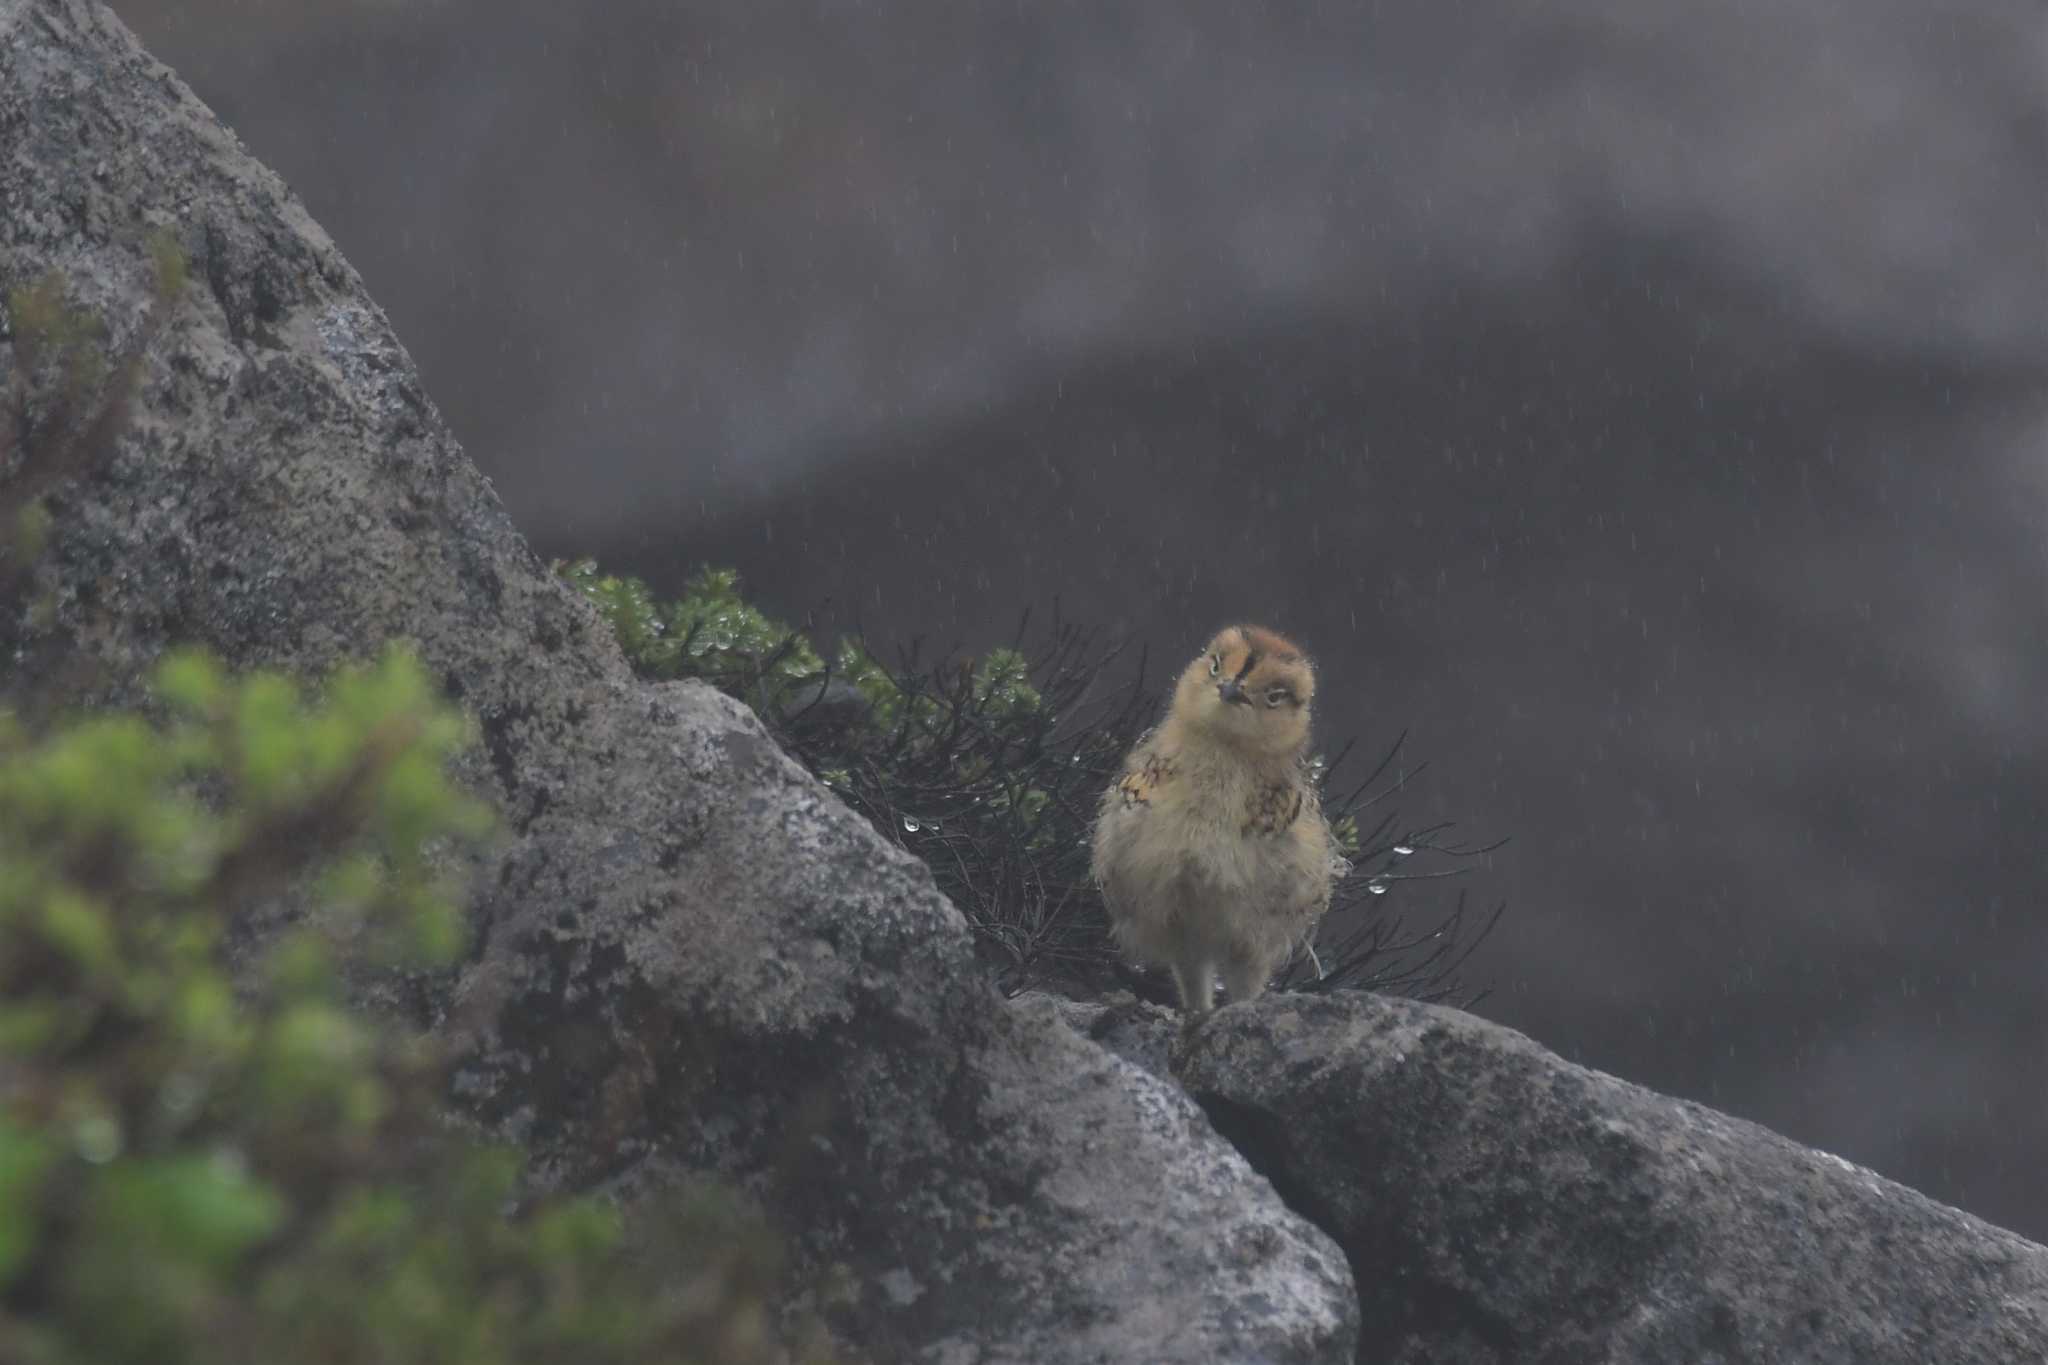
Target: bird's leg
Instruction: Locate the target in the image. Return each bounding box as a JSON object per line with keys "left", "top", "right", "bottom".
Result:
{"left": 1219, "top": 953, "right": 1269, "bottom": 1009}
{"left": 1172, "top": 957, "right": 1216, "bottom": 1019}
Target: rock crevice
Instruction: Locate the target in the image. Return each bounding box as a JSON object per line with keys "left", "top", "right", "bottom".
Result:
{"left": 1175, "top": 994, "right": 2048, "bottom": 1364}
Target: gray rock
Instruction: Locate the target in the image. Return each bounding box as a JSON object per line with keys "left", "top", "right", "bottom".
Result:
{"left": 1178, "top": 991, "right": 2048, "bottom": 1364}
{"left": 1038, "top": 993, "right": 1184, "bottom": 1084}
{"left": 0, "top": 3, "right": 1356, "bottom": 1360}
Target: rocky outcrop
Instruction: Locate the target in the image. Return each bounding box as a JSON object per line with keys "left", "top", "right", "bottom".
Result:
{"left": 1059, "top": 991, "right": 2048, "bottom": 1360}
{"left": 0, "top": 3, "right": 1356, "bottom": 1360}
{"left": 1157, "top": 993, "right": 2047, "bottom": 1365}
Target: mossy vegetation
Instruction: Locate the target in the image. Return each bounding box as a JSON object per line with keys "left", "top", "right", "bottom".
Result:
{"left": 0, "top": 649, "right": 829, "bottom": 1364}
{"left": 558, "top": 559, "right": 1504, "bottom": 1001}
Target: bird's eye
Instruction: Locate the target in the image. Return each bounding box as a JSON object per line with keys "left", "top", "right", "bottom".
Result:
{"left": 1264, "top": 687, "right": 1291, "bottom": 708}
{"left": 1208, "top": 654, "right": 1221, "bottom": 676}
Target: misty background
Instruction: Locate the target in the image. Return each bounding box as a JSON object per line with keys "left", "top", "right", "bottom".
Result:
{"left": 112, "top": 1, "right": 2047, "bottom": 1238}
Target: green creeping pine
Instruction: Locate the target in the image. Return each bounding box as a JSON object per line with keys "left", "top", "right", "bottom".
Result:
{"left": 0, "top": 646, "right": 825, "bottom": 1365}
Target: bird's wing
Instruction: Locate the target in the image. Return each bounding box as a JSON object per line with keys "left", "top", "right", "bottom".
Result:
{"left": 1113, "top": 737, "right": 1175, "bottom": 812}
{"left": 1092, "top": 731, "right": 1164, "bottom": 889}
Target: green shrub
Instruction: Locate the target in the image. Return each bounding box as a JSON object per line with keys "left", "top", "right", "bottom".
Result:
{"left": 0, "top": 647, "right": 825, "bottom": 1365}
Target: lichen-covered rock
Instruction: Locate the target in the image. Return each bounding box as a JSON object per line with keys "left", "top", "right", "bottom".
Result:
{"left": 0, "top": 3, "right": 1357, "bottom": 1359}
{"left": 1177, "top": 992, "right": 2048, "bottom": 1364}
{"left": 1037, "top": 992, "right": 1184, "bottom": 1083}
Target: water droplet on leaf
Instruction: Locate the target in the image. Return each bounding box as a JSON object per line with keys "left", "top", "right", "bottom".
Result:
{"left": 75, "top": 1115, "right": 122, "bottom": 1164}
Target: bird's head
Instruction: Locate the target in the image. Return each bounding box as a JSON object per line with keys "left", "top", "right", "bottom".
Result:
{"left": 1170, "top": 624, "right": 1316, "bottom": 759}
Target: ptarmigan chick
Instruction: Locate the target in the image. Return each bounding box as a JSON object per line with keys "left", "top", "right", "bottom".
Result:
{"left": 1091, "top": 624, "right": 1337, "bottom": 1018}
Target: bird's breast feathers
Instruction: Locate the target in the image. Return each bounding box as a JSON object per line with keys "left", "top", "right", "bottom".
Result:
{"left": 1096, "top": 751, "right": 1329, "bottom": 917}
{"left": 1241, "top": 781, "right": 1306, "bottom": 837}
{"left": 1107, "top": 742, "right": 1315, "bottom": 845}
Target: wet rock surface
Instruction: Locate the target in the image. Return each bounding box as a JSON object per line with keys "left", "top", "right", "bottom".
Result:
{"left": 1176, "top": 992, "right": 2048, "bottom": 1365}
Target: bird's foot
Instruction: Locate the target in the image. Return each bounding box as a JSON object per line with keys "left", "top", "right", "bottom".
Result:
{"left": 1168, "top": 1007, "right": 1214, "bottom": 1073}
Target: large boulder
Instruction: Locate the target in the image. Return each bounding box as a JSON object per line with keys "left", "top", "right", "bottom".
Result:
{"left": 0, "top": 3, "right": 1357, "bottom": 1359}
{"left": 1167, "top": 992, "right": 2048, "bottom": 1364}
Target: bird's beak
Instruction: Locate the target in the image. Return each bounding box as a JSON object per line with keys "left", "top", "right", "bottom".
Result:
{"left": 1216, "top": 678, "right": 1250, "bottom": 706}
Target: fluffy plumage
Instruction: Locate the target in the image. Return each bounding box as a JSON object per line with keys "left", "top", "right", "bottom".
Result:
{"left": 1090, "top": 624, "right": 1337, "bottom": 1017}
